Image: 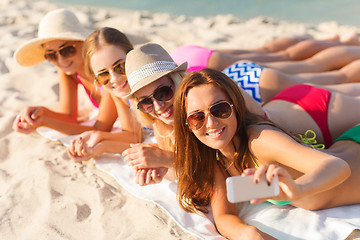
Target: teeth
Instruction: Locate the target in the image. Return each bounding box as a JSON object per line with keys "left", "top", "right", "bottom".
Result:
{"left": 160, "top": 106, "right": 172, "bottom": 117}
{"left": 112, "top": 81, "right": 127, "bottom": 89}
{"left": 208, "top": 128, "right": 223, "bottom": 136}
{"left": 119, "top": 81, "right": 127, "bottom": 88}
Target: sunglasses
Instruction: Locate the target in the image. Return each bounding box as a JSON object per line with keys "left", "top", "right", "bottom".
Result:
{"left": 44, "top": 44, "right": 77, "bottom": 62}
{"left": 137, "top": 85, "right": 174, "bottom": 113}
{"left": 95, "top": 59, "right": 126, "bottom": 86}
{"left": 186, "top": 101, "right": 234, "bottom": 130}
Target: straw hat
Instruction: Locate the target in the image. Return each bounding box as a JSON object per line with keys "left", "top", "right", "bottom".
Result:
{"left": 124, "top": 43, "right": 187, "bottom": 98}
{"left": 14, "top": 8, "right": 88, "bottom": 66}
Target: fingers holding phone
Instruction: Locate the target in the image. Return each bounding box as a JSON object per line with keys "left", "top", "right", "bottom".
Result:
{"left": 227, "top": 164, "right": 300, "bottom": 204}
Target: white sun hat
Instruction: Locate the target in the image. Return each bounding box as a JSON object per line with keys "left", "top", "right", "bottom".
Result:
{"left": 14, "top": 8, "right": 88, "bottom": 66}
{"left": 124, "top": 43, "right": 187, "bottom": 98}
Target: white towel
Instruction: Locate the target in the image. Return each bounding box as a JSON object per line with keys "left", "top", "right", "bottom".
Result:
{"left": 37, "top": 126, "right": 360, "bottom": 240}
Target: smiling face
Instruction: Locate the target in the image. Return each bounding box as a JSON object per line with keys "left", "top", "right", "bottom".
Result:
{"left": 186, "top": 84, "right": 237, "bottom": 154}
{"left": 134, "top": 75, "right": 175, "bottom": 126}
{"left": 43, "top": 40, "right": 83, "bottom": 75}
{"left": 90, "top": 44, "right": 130, "bottom": 98}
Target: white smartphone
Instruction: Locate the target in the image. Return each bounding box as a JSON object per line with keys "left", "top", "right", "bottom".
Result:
{"left": 226, "top": 174, "right": 280, "bottom": 203}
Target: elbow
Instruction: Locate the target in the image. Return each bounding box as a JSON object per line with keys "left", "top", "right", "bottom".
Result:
{"left": 330, "top": 158, "right": 351, "bottom": 186}
{"left": 63, "top": 110, "right": 78, "bottom": 123}
{"left": 336, "top": 157, "right": 351, "bottom": 181}
{"left": 69, "top": 116, "right": 78, "bottom": 123}
{"left": 342, "top": 160, "right": 351, "bottom": 181}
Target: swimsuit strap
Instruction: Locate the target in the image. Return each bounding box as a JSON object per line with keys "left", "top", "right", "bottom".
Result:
{"left": 216, "top": 150, "right": 233, "bottom": 176}
{"left": 297, "top": 130, "right": 325, "bottom": 150}
{"left": 216, "top": 142, "right": 259, "bottom": 176}
{"left": 77, "top": 73, "right": 100, "bottom": 108}
{"left": 249, "top": 152, "right": 259, "bottom": 168}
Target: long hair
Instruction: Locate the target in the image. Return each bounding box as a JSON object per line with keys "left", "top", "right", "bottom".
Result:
{"left": 82, "top": 27, "right": 133, "bottom": 78}
{"left": 173, "top": 68, "right": 279, "bottom": 213}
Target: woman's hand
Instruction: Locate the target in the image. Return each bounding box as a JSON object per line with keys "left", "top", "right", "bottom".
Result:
{"left": 13, "top": 106, "right": 46, "bottom": 134}
{"left": 134, "top": 167, "right": 169, "bottom": 186}
{"left": 242, "top": 164, "right": 302, "bottom": 204}
{"left": 67, "top": 131, "right": 104, "bottom": 161}
{"left": 122, "top": 143, "right": 174, "bottom": 169}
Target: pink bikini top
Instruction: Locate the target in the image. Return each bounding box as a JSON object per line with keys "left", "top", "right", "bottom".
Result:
{"left": 77, "top": 73, "right": 101, "bottom": 108}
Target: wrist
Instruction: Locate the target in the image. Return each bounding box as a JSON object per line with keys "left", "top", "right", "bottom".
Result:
{"left": 165, "top": 151, "right": 175, "bottom": 168}
{"left": 37, "top": 106, "right": 48, "bottom": 127}
{"left": 94, "top": 130, "right": 105, "bottom": 142}
{"left": 92, "top": 142, "right": 105, "bottom": 157}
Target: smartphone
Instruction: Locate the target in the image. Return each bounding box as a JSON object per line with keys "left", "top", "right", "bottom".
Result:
{"left": 226, "top": 174, "right": 280, "bottom": 203}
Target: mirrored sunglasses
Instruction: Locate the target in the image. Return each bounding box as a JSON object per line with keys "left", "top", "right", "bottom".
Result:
{"left": 95, "top": 59, "right": 126, "bottom": 86}
{"left": 137, "top": 85, "right": 174, "bottom": 113}
{"left": 186, "top": 101, "right": 234, "bottom": 130}
{"left": 44, "top": 45, "right": 77, "bottom": 62}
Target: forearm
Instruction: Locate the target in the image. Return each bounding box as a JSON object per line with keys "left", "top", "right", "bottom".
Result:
{"left": 295, "top": 158, "right": 351, "bottom": 198}
{"left": 215, "top": 214, "right": 248, "bottom": 239}
{"left": 42, "top": 106, "right": 78, "bottom": 123}
{"left": 161, "top": 150, "right": 175, "bottom": 168}
{"left": 97, "top": 140, "right": 132, "bottom": 155}
{"left": 42, "top": 115, "right": 95, "bottom": 135}
{"left": 95, "top": 130, "right": 143, "bottom": 145}
{"left": 215, "top": 214, "right": 275, "bottom": 240}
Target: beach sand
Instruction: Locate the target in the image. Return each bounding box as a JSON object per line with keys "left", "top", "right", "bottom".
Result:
{"left": 1, "top": 0, "right": 360, "bottom": 239}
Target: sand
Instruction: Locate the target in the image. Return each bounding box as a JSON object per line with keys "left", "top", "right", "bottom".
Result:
{"left": 1, "top": 0, "right": 360, "bottom": 239}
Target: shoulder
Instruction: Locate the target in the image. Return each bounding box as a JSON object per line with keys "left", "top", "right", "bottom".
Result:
{"left": 247, "top": 124, "right": 318, "bottom": 168}
{"left": 247, "top": 124, "right": 302, "bottom": 157}
{"left": 247, "top": 124, "right": 284, "bottom": 142}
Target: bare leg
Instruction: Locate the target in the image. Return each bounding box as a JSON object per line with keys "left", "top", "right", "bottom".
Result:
{"left": 256, "top": 36, "right": 311, "bottom": 53}
{"left": 217, "top": 34, "right": 359, "bottom": 63}
{"left": 283, "top": 37, "right": 359, "bottom": 61}
{"left": 216, "top": 38, "right": 348, "bottom": 63}
{"left": 296, "top": 59, "right": 360, "bottom": 84}
{"left": 260, "top": 46, "right": 360, "bottom": 74}
{"left": 217, "top": 35, "right": 310, "bottom": 55}
{"left": 258, "top": 64, "right": 360, "bottom": 103}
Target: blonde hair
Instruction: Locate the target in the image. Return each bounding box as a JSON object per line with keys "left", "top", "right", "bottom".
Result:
{"left": 82, "top": 27, "right": 133, "bottom": 78}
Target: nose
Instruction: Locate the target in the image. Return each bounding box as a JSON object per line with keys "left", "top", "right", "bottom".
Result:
{"left": 153, "top": 98, "right": 165, "bottom": 111}
{"left": 57, "top": 53, "right": 66, "bottom": 64}
{"left": 205, "top": 112, "right": 219, "bottom": 128}
{"left": 109, "top": 70, "right": 124, "bottom": 84}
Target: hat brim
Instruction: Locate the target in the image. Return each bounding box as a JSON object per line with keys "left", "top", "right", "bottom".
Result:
{"left": 123, "top": 61, "right": 188, "bottom": 99}
{"left": 14, "top": 33, "right": 85, "bottom": 66}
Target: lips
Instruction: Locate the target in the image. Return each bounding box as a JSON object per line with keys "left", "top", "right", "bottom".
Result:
{"left": 206, "top": 127, "right": 225, "bottom": 137}
{"left": 157, "top": 105, "right": 173, "bottom": 119}
{"left": 61, "top": 61, "right": 73, "bottom": 69}
{"left": 112, "top": 81, "right": 128, "bottom": 91}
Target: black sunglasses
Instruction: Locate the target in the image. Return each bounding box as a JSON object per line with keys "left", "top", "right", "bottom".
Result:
{"left": 137, "top": 85, "right": 174, "bottom": 113}
{"left": 95, "top": 59, "right": 126, "bottom": 86}
{"left": 186, "top": 101, "right": 233, "bottom": 130}
{"left": 44, "top": 44, "right": 77, "bottom": 62}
